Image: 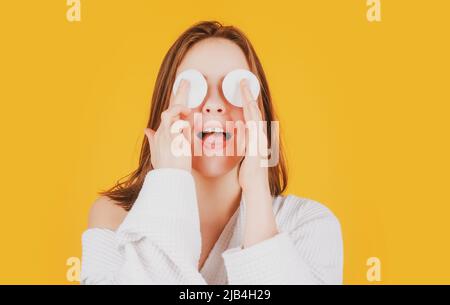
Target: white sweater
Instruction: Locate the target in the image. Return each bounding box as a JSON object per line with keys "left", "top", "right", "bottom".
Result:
{"left": 81, "top": 168, "right": 343, "bottom": 284}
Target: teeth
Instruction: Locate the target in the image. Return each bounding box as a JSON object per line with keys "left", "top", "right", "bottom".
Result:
{"left": 196, "top": 130, "right": 232, "bottom": 140}
{"left": 203, "top": 127, "right": 224, "bottom": 133}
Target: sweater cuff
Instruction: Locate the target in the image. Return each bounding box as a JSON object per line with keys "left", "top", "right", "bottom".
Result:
{"left": 81, "top": 228, "right": 122, "bottom": 284}
{"left": 222, "top": 232, "right": 309, "bottom": 284}
{"left": 116, "top": 168, "right": 200, "bottom": 242}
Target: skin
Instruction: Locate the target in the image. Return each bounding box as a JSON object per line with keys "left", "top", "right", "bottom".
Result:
{"left": 88, "top": 38, "right": 278, "bottom": 271}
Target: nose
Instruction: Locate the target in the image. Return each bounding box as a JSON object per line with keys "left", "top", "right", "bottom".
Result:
{"left": 202, "top": 96, "right": 226, "bottom": 115}
{"left": 203, "top": 102, "right": 224, "bottom": 114}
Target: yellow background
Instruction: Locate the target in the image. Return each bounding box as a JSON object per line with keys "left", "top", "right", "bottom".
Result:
{"left": 0, "top": 0, "right": 449, "bottom": 284}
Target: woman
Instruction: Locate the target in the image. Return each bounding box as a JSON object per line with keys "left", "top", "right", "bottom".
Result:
{"left": 81, "top": 21, "right": 343, "bottom": 284}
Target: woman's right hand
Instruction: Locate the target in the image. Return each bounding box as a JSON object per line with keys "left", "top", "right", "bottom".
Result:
{"left": 144, "top": 79, "right": 192, "bottom": 172}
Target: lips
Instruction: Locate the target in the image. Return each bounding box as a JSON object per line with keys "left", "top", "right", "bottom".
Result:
{"left": 195, "top": 121, "right": 233, "bottom": 152}
{"left": 196, "top": 128, "right": 232, "bottom": 141}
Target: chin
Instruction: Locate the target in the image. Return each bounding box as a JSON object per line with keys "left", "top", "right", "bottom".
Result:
{"left": 192, "top": 156, "right": 241, "bottom": 178}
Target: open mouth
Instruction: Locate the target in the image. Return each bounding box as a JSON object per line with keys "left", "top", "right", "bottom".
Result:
{"left": 196, "top": 127, "right": 232, "bottom": 141}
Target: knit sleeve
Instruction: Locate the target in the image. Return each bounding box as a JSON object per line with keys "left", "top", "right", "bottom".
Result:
{"left": 81, "top": 228, "right": 123, "bottom": 284}
{"left": 221, "top": 197, "right": 343, "bottom": 285}
{"left": 80, "top": 168, "right": 207, "bottom": 285}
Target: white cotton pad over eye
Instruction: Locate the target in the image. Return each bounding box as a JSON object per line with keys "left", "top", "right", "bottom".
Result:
{"left": 222, "top": 69, "right": 260, "bottom": 107}
{"left": 172, "top": 69, "right": 208, "bottom": 108}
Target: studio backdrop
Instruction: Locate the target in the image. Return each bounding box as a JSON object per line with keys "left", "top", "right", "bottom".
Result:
{"left": 0, "top": 0, "right": 449, "bottom": 284}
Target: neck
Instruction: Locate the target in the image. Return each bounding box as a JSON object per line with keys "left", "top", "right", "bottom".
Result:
{"left": 192, "top": 165, "right": 242, "bottom": 225}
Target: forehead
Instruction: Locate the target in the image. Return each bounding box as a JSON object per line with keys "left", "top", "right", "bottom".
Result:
{"left": 176, "top": 38, "right": 250, "bottom": 82}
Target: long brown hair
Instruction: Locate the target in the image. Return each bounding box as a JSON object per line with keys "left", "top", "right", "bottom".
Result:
{"left": 100, "top": 21, "right": 288, "bottom": 211}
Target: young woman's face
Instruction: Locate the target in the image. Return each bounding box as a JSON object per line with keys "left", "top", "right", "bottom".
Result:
{"left": 174, "top": 38, "right": 248, "bottom": 178}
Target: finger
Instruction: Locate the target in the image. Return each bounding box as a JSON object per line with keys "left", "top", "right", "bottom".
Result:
{"left": 244, "top": 122, "right": 250, "bottom": 156}
{"left": 258, "top": 122, "right": 269, "bottom": 156}
{"left": 259, "top": 120, "right": 268, "bottom": 138}
{"left": 235, "top": 120, "right": 246, "bottom": 157}
{"left": 240, "top": 79, "right": 262, "bottom": 122}
{"left": 181, "top": 121, "right": 191, "bottom": 143}
{"left": 244, "top": 122, "right": 259, "bottom": 159}
{"left": 168, "top": 120, "right": 192, "bottom": 158}
{"left": 240, "top": 78, "right": 255, "bottom": 104}
{"left": 170, "top": 119, "right": 190, "bottom": 136}
{"left": 240, "top": 79, "right": 252, "bottom": 123}
{"left": 173, "top": 79, "right": 190, "bottom": 106}
{"left": 160, "top": 104, "right": 191, "bottom": 128}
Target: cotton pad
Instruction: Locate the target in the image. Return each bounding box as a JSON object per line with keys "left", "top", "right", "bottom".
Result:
{"left": 172, "top": 69, "right": 207, "bottom": 108}
{"left": 222, "top": 69, "right": 260, "bottom": 107}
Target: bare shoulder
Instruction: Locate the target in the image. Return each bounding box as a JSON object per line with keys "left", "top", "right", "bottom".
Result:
{"left": 87, "top": 196, "right": 128, "bottom": 231}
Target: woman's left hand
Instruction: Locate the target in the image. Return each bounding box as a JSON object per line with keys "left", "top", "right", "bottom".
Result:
{"left": 237, "top": 79, "right": 270, "bottom": 195}
{"left": 237, "top": 79, "right": 278, "bottom": 248}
